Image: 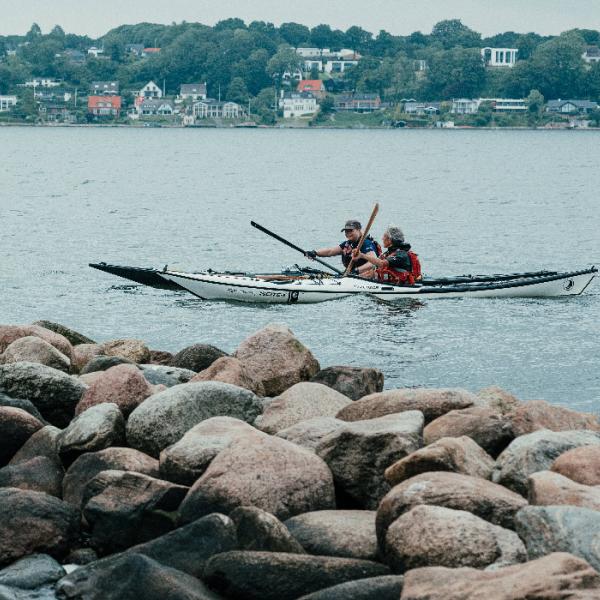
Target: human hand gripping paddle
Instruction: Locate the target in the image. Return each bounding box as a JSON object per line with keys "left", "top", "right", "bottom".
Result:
{"left": 343, "top": 203, "right": 379, "bottom": 277}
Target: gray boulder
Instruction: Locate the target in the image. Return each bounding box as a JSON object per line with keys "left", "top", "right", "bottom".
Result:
{"left": 0, "top": 553, "right": 65, "bottom": 589}
{"left": 2, "top": 336, "right": 71, "bottom": 373}
{"left": 316, "top": 412, "right": 424, "bottom": 509}
{"left": 0, "top": 456, "right": 63, "bottom": 497}
{"left": 57, "top": 403, "right": 125, "bottom": 465}
{"left": 515, "top": 505, "right": 600, "bottom": 571}
{"left": 297, "top": 576, "right": 404, "bottom": 600}
{"left": 492, "top": 429, "right": 600, "bottom": 496}
{"left": 233, "top": 324, "right": 320, "bottom": 396}
{"left": 276, "top": 417, "right": 347, "bottom": 452}
{"left": 203, "top": 551, "right": 390, "bottom": 600}
{"left": 32, "top": 321, "right": 96, "bottom": 346}
{"left": 169, "top": 344, "right": 227, "bottom": 372}
{"left": 310, "top": 366, "right": 384, "bottom": 401}
{"left": 384, "top": 436, "right": 494, "bottom": 486}
{"left": 0, "top": 407, "right": 44, "bottom": 466}
{"left": 139, "top": 364, "right": 195, "bottom": 387}
{"left": 83, "top": 470, "right": 188, "bottom": 555}
{"left": 62, "top": 447, "right": 159, "bottom": 507}
{"left": 55, "top": 513, "right": 237, "bottom": 592}
{"left": 126, "top": 381, "right": 263, "bottom": 457}
{"left": 57, "top": 553, "right": 219, "bottom": 600}
{"left": 255, "top": 382, "right": 352, "bottom": 434}
{"left": 0, "top": 362, "right": 86, "bottom": 427}
{"left": 179, "top": 434, "right": 335, "bottom": 523}
{"left": 80, "top": 355, "right": 133, "bottom": 374}
{"left": 0, "top": 393, "right": 46, "bottom": 423}
{"left": 231, "top": 506, "right": 305, "bottom": 553}
{"left": 9, "top": 425, "right": 61, "bottom": 467}
{"left": 0, "top": 488, "right": 79, "bottom": 566}
{"left": 384, "top": 505, "right": 526, "bottom": 573}
{"left": 159, "top": 417, "right": 260, "bottom": 485}
{"left": 285, "top": 510, "right": 378, "bottom": 560}
{"left": 376, "top": 471, "right": 528, "bottom": 547}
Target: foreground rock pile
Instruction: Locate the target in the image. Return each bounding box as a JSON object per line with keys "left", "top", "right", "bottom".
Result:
{"left": 1, "top": 320, "right": 600, "bottom": 599}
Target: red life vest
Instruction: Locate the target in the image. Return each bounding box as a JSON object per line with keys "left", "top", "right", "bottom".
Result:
{"left": 376, "top": 249, "right": 422, "bottom": 285}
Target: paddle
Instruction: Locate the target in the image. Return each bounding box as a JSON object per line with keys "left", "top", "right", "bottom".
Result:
{"left": 250, "top": 221, "right": 344, "bottom": 275}
{"left": 343, "top": 203, "right": 379, "bottom": 276}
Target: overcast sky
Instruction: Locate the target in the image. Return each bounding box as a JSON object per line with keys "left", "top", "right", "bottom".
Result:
{"left": 1, "top": 0, "right": 598, "bottom": 38}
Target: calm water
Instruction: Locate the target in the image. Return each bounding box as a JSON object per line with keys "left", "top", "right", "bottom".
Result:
{"left": 2, "top": 126, "right": 600, "bottom": 412}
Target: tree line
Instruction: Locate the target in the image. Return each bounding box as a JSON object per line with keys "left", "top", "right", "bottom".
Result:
{"left": 1, "top": 18, "right": 600, "bottom": 107}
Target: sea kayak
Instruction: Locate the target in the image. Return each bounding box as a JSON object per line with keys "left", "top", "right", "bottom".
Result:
{"left": 89, "top": 263, "right": 597, "bottom": 304}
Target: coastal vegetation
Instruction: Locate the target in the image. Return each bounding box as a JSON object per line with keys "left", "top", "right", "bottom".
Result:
{"left": 1, "top": 19, "right": 600, "bottom": 126}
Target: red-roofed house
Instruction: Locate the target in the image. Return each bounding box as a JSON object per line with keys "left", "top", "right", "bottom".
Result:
{"left": 142, "top": 47, "right": 161, "bottom": 57}
{"left": 297, "top": 80, "right": 326, "bottom": 99}
{"left": 88, "top": 95, "right": 122, "bottom": 117}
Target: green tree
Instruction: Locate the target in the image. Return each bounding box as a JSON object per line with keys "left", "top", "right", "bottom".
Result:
{"left": 25, "top": 23, "right": 42, "bottom": 42}
{"left": 227, "top": 76, "right": 249, "bottom": 103}
{"left": 310, "top": 64, "right": 320, "bottom": 80}
{"left": 525, "top": 32, "right": 586, "bottom": 98}
{"left": 253, "top": 86, "right": 277, "bottom": 124}
{"left": 425, "top": 48, "right": 486, "bottom": 98}
{"left": 585, "top": 61, "right": 600, "bottom": 99}
{"left": 526, "top": 89, "right": 544, "bottom": 114}
{"left": 430, "top": 19, "right": 481, "bottom": 49}
{"left": 266, "top": 46, "right": 302, "bottom": 86}
{"left": 279, "top": 22, "right": 310, "bottom": 47}
{"left": 310, "top": 24, "right": 335, "bottom": 49}
{"left": 214, "top": 18, "right": 246, "bottom": 31}
{"left": 345, "top": 26, "right": 373, "bottom": 53}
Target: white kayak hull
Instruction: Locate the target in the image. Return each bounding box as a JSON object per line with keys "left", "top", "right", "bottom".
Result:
{"left": 159, "top": 268, "right": 597, "bottom": 304}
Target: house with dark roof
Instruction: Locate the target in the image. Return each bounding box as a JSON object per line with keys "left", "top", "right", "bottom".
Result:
{"left": 179, "top": 83, "right": 207, "bottom": 101}
{"left": 546, "top": 99, "right": 598, "bottom": 114}
{"left": 139, "top": 98, "right": 175, "bottom": 116}
{"left": 582, "top": 46, "right": 600, "bottom": 64}
{"left": 126, "top": 44, "right": 144, "bottom": 56}
{"left": 403, "top": 101, "right": 441, "bottom": 115}
{"left": 91, "top": 81, "right": 119, "bottom": 96}
{"left": 334, "top": 93, "right": 381, "bottom": 113}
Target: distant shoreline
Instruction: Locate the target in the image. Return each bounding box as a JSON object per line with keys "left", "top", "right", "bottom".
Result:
{"left": 2, "top": 122, "right": 600, "bottom": 131}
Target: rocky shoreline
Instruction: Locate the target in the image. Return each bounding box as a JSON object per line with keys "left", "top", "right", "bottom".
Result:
{"left": 1, "top": 320, "right": 600, "bottom": 599}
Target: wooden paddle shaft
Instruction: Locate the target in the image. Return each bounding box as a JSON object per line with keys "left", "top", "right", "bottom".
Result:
{"left": 343, "top": 203, "right": 379, "bottom": 276}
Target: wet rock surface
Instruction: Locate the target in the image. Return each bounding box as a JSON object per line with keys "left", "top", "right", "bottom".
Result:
{"left": 203, "top": 551, "right": 390, "bottom": 600}
{"left": 1, "top": 320, "right": 600, "bottom": 600}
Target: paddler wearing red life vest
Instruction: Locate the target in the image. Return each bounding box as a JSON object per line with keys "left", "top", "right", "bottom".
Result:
{"left": 351, "top": 226, "right": 422, "bottom": 284}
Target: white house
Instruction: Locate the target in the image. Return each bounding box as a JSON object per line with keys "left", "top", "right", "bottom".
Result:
{"left": 484, "top": 98, "right": 527, "bottom": 112}
{"left": 451, "top": 99, "right": 481, "bottom": 114}
{"left": 0, "top": 95, "right": 17, "bottom": 112}
{"left": 192, "top": 100, "right": 242, "bottom": 119}
{"left": 179, "top": 83, "right": 207, "bottom": 101}
{"left": 24, "top": 78, "right": 61, "bottom": 88}
{"left": 279, "top": 91, "right": 317, "bottom": 118}
{"left": 481, "top": 47, "right": 518, "bottom": 68}
{"left": 87, "top": 46, "right": 104, "bottom": 58}
{"left": 299, "top": 47, "right": 361, "bottom": 74}
{"left": 582, "top": 46, "right": 600, "bottom": 64}
{"left": 137, "top": 81, "right": 162, "bottom": 99}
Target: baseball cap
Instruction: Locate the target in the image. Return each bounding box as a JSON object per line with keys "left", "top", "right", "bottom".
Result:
{"left": 341, "top": 219, "right": 362, "bottom": 232}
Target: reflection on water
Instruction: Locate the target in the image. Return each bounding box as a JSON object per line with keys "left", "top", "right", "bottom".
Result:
{"left": 1, "top": 127, "right": 600, "bottom": 411}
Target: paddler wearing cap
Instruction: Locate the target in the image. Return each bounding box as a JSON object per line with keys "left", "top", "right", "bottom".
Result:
{"left": 305, "top": 219, "right": 380, "bottom": 275}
